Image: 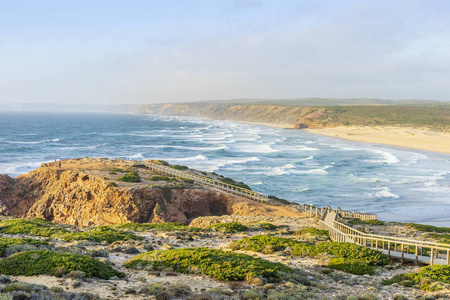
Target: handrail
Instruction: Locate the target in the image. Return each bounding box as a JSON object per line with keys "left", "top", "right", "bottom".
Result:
{"left": 319, "top": 216, "right": 450, "bottom": 265}
{"left": 333, "top": 220, "right": 450, "bottom": 249}
{"left": 140, "top": 162, "right": 269, "bottom": 203}
{"left": 296, "top": 204, "right": 377, "bottom": 220}
{"left": 136, "top": 161, "right": 379, "bottom": 220}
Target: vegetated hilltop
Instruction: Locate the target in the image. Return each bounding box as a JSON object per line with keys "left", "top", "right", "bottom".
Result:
{"left": 0, "top": 158, "right": 300, "bottom": 226}
{"left": 138, "top": 98, "right": 450, "bottom": 131}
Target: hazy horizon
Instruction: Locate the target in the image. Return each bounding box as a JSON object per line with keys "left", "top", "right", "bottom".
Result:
{"left": 1, "top": 0, "right": 450, "bottom": 105}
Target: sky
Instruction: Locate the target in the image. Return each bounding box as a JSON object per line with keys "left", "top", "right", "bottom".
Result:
{"left": 1, "top": 0, "right": 450, "bottom": 105}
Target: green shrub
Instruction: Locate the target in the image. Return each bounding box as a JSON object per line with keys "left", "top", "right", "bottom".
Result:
{"left": 212, "top": 222, "right": 248, "bottom": 233}
{"left": 268, "top": 195, "right": 291, "bottom": 205}
{"left": 0, "top": 250, "right": 125, "bottom": 279}
{"left": 113, "top": 222, "right": 201, "bottom": 232}
{"left": 251, "top": 222, "right": 278, "bottom": 231}
{"left": 348, "top": 219, "right": 385, "bottom": 226}
{"left": 170, "top": 165, "right": 189, "bottom": 171}
{"left": 428, "top": 233, "right": 450, "bottom": 244}
{"left": 232, "top": 235, "right": 298, "bottom": 253}
{"left": 56, "top": 226, "right": 143, "bottom": 243}
{"left": 147, "top": 283, "right": 164, "bottom": 294}
{"left": 328, "top": 258, "right": 375, "bottom": 275}
{"left": 382, "top": 274, "right": 407, "bottom": 286}
{"left": 146, "top": 176, "right": 171, "bottom": 181}
{"left": 232, "top": 235, "right": 389, "bottom": 266}
{"left": 107, "top": 182, "right": 118, "bottom": 187}
{"left": 0, "top": 237, "right": 48, "bottom": 256}
{"left": 124, "top": 247, "right": 293, "bottom": 281}
{"left": 149, "top": 160, "right": 170, "bottom": 166}
{"left": 218, "top": 177, "right": 252, "bottom": 190}
{"left": 405, "top": 223, "right": 450, "bottom": 233}
{"left": 383, "top": 265, "right": 450, "bottom": 291}
{"left": 0, "top": 219, "right": 69, "bottom": 237}
{"left": 180, "top": 177, "right": 194, "bottom": 184}
{"left": 117, "top": 171, "right": 141, "bottom": 182}
{"left": 295, "top": 228, "right": 329, "bottom": 236}
{"left": 50, "top": 286, "right": 64, "bottom": 293}
{"left": 1, "top": 282, "right": 47, "bottom": 293}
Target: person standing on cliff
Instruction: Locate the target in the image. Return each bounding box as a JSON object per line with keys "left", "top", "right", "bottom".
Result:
{"left": 58, "top": 161, "right": 61, "bottom": 168}
{"left": 54, "top": 157, "right": 57, "bottom": 162}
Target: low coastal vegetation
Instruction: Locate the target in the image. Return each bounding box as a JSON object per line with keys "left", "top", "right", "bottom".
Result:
{"left": 124, "top": 247, "right": 304, "bottom": 283}
{"left": 383, "top": 265, "right": 450, "bottom": 291}
{"left": 55, "top": 226, "right": 143, "bottom": 243}
{"left": 113, "top": 222, "right": 201, "bottom": 232}
{"left": 117, "top": 171, "right": 141, "bottom": 182}
{"left": 0, "top": 219, "right": 143, "bottom": 244}
{"left": 295, "top": 228, "right": 329, "bottom": 236}
{"left": 0, "top": 237, "right": 48, "bottom": 256}
{"left": 0, "top": 218, "right": 69, "bottom": 237}
{"left": 403, "top": 223, "right": 450, "bottom": 244}
{"left": 211, "top": 222, "right": 248, "bottom": 233}
{"left": 217, "top": 176, "right": 252, "bottom": 190}
{"left": 268, "top": 195, "right": 292, "bottom": 205}
{"left": 232, "top": 235, "right": 389, "bottom": 274}
{"left": 406, "top": 223, "right": 450, "bottom": 233}
{"left": 348, "top": 219, "right": 386, "bottom": 226}
{"left": 0, "top": 250, "right": 125, "bottom": 279}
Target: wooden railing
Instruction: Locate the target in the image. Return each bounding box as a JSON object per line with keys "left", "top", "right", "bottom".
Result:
{"left": 138, "top": 162, "right": 269, "bottom": 203}
{"left": 296, "top": 204, "right": 377, "bottom": 220}
{"left": 319, "top": 208, "right": 450, "bottom": 265}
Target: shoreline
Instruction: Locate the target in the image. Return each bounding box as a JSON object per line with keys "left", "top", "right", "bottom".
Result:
{"left": 172, "top": 115, "right": 450, "bottom": 155}
{"left": 233, "top": 119, "right": 450, "bottom": 155}
{"left": 306, "top": 126, "right": 450, "bottom": 155}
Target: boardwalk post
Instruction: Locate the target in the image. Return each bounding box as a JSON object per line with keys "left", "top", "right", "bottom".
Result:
{"left": 401, "top": 244, "right": 404, "bottom": 263}
{"left": 388, "top": 242, "right": 391, "bottom": 257}
{"left": 415, "top": 245, "right": 418, "bottom": 265}
{"left": 447, "top": 250, "right": 449, "bottom": 265}
{"left": 431, "top": 249, "right": 434, "bottom": 265}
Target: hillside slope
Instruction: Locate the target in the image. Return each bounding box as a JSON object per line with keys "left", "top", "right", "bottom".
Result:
{"left": 138, "top": 103, "right": 450, "bottom": 131}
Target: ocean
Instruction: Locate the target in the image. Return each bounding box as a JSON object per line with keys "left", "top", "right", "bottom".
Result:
{"left": 1, "top": 111, "right": 450, "bottom": 225}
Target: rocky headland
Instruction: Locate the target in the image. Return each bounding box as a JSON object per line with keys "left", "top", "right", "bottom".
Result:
{"left": 0, "top": 158, "right": 300, "bottom": 226}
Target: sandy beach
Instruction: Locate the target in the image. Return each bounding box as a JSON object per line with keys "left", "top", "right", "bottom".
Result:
{"left": 306, "top": 126, "right": 450, "bottom": 154}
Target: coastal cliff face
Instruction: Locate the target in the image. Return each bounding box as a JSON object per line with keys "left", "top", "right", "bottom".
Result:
{"left": 138, "top": 103, "right": 328, "bottom": 128}
{"left": 0, "top": 160, "right": 237, "bottom": 226}
{"left": 138, "top": 103, "right": 450, "bottom": 131}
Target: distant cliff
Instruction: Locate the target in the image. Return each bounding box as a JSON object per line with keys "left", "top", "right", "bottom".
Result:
{"left": 138, "top": 103, "right": 329, "bottom": 128}
{"left": 138, "top": 102, "right": 450, "bottom": 131}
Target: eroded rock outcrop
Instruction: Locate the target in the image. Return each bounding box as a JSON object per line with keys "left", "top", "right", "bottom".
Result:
{"left": 0, "top": 158, "right": 271, "bottom": 226}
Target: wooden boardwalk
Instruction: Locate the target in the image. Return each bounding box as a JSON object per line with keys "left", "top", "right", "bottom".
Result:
{"left": 134, "top": 162, "right": 269, "bottom": 203}
{"left": 132, "top": 160, "right": 450, "bottom": 265}
{"left": 319, "top": 207, "right": 450, "bottom": 265}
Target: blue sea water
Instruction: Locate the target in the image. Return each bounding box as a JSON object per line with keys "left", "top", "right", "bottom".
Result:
{"left": 1, "top": 111, "right": 450, "bottom": 225}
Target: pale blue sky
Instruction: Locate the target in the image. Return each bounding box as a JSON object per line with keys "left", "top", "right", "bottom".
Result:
{"left": 1, "top": 0, "right": 449, "bottom": 104}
